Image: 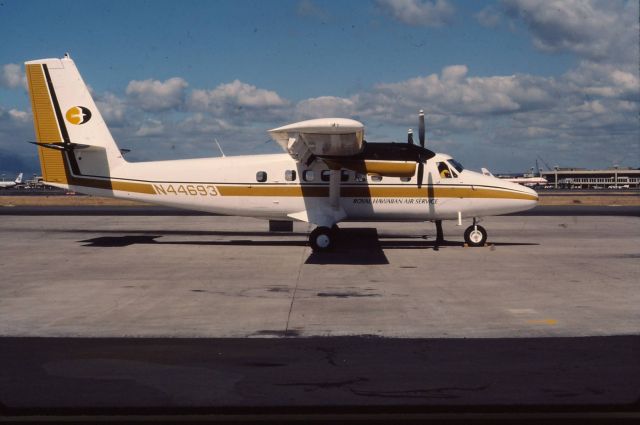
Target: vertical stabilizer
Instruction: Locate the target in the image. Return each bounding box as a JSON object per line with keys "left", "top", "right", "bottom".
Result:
{"left": 481, "top": 167, "right": 494, "bottom": 177}
{"left": 25, "top": 55, "right": 124, "bottom": 184}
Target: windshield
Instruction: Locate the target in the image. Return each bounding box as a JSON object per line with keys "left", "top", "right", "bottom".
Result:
{"left": 448, "top": 159, "right": 464, "bottom": 173}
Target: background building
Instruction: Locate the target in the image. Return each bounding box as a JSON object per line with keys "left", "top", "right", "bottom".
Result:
{"left": 540, "top": 168, "right": 640, "bottom": 189}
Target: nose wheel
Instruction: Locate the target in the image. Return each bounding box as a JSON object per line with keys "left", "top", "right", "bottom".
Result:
{"left": 464, "top": 224, "right": 487, "bottom": 247}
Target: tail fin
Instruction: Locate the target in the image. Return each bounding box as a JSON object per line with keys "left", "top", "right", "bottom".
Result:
{"left": 24, "top": 54, "right": 124, "bottom": 185}
{"left": 15, "top": 173, "right": 23, "bottom": 184}
{"left": 481, "top": 167, "right": 494, "bottom": 177}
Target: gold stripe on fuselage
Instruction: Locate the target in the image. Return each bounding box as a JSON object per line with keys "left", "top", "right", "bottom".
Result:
{"left": 216, "top": 184, "right": 537, "bottom": 201}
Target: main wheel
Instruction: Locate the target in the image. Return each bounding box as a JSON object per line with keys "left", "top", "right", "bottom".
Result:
{"left": 464, "top": 224, "right": 487, "bottom": 247}
{"left": 309, "top": 226, "right": 334, "bottom": 252}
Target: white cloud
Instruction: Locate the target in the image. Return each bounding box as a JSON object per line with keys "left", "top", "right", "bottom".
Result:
{"left": 179, "top": 113, "right": 234, "bottom": 134}
{"left": 377, "top": 0, "right": 455, "bottom": 27}
{"left": 568, "top": 100, "right": 606, "bottom": 115}
{"left": 475, "top": 5, "right": 501, "bottom": 28}
{"left": 8, "top": 109, "right": 30, "bottom": 124}
{"left": 95, "top": 92, "right": 127, "bottom": 125}
{"left": 564, "top": 61, "right": 640, "bottom": 101}
{"left": 126, "top": 77, "right": 188, "bottom": 112}
{"left": 503, "top": 0, "right": 639, "bottom": 65}
{"left": 0, "top": 63, "right": 26, "bottom": 89}
{"left": 368, "top": 65, "right": 555, "bottom": 118}
{"left": 188, "top": 80, "right": 290, "bottom": 125}
{"left": 295, "top": 96, "right": 355, "bottom": 119}
{"left": 441, "top": 65, "right": 468, "bottom": 81}
{"left": 190, "top": 80, "right": 287, "bottom": 111}
{"left": 134, "top": 119, "right": 165, "bottom": 137}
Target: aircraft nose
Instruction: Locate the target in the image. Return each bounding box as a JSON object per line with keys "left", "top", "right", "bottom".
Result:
{"left": 502, "top": 180, "right": 538, "bottom": 211}
{"left": 524, "top": 185, "right": 539, "bottom": 202}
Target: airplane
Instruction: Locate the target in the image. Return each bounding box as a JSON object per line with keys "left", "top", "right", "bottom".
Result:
{"left": 0, "top": 173, "right": 23, "bottom": 189}
{"left": 481, "top": 168, "right": 548, "bottom": 188}
{"left": 24, "top": 54, "right": 538, "bottom": 251}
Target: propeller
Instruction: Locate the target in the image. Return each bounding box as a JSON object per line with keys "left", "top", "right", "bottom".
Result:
{"left": 407, "top": 128, "right": 414, "bottom": 145}
{"left": 416, "top": 110, "right": 426, "bottom": 188}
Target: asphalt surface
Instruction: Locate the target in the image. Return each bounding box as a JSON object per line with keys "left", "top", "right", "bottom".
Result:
{"left": 0, "top": 211, "right": 638, "bottom": 419}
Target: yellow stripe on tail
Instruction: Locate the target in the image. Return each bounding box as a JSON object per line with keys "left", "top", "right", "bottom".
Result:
{"left": 25, "top": 63, "right": 68, "bottom": 184}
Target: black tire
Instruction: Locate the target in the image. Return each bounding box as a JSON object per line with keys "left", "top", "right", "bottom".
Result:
{"left": 464, "top": 224, "right": 487, "bottom": 247}
{"left": 309, "top": 226, "right": 333, "bottom": 252}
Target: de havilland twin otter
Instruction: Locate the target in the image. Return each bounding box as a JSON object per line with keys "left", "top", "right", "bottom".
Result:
{"left": 25, "top": 55, "right": 538, "bottom": 251}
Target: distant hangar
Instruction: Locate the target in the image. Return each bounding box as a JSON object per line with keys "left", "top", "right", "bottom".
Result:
{"left": 541, "top": 167, "right": 640, "bottom": 189}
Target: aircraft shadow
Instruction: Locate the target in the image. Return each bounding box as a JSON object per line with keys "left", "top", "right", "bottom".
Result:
{"left": 79, "top": 228, "right": 538, "bottom": 266}
{"left": 67, "top": 228, "right": 311, "bottom": 237}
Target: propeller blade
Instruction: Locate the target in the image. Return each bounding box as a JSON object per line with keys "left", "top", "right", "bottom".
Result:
{"left": 418, "top": 110, "right": 425, "bottom": 148}
{"left": 417, "top": 162, "right": 424, "bottom": 189}
{"left": 407, "top": 128, "right": 414, "bottom": 145}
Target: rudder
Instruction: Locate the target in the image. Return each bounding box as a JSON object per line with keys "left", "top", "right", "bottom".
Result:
{"left": 25, "top": 55, "right": 124, "bottom": 185}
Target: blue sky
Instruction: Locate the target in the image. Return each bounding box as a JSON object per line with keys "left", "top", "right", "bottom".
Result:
{"left": 1, "top": 0, "right": 638, "bottom": 177}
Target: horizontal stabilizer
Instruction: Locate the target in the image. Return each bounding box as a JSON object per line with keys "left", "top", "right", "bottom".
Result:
{"left": 29, "top": 141, "right": 105, "bottom": 152}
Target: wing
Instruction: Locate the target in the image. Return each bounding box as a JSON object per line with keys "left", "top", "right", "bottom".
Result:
{"left": 268, "top": 118, "right": 434, "bottom": 177}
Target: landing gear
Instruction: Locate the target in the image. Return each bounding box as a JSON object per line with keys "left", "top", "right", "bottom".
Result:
{"left": 464, "top": 223, "right": 487, "bottom": 247}
{"left": 309, "top": 226, "right": 334, "bottom": 252}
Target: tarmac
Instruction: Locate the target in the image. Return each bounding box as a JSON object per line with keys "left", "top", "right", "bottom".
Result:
{"left": 0, "top": 208, "right": 639, "bottom": 415}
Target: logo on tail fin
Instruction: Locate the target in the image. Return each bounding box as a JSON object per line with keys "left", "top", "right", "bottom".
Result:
{"left": 65, "top": 106, "right": 92, "bottom": 125}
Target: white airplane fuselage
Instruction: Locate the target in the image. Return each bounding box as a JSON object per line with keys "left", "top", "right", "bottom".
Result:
{"left": 48, "top": 151, "right": 537, "bottom": 222}
{"left": 0, "top": 181, "right": 18, "bottom": 189}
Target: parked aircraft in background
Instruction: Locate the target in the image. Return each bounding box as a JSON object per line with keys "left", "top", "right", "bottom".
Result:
{"left": 24, "top": 55, "right": 538, "bottom": 251}
{"left": 481, "top": 168, "right": 548, "bottom": 188}
{"left": 0, "top": 173, "right": 23, "bottom": 189}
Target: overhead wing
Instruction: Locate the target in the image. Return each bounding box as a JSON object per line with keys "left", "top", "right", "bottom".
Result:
{"left": 268, "top": 118, "right": 434, "bottom": 177}
{"left": 269, "top": 118, "right": 365, "bottom": 165}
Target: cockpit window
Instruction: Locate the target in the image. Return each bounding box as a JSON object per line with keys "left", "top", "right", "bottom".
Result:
{"left": 448, "top": 159, "right": 464, "bottom": 173}
{"left": 437, "top": 162, "right": 452, "bottom": 179}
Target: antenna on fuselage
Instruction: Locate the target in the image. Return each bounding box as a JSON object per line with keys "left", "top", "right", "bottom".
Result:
{"left": 214, "top": 138, "right": 226, "bottom": 157}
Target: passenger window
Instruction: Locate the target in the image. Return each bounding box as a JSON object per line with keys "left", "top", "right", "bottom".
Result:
{"left": 355, "top": 173, "right": 366, "bottom": 182}
{"left": 437, "top": 162, "right": 452, "bottom": 179}
{"left": 321, "top": 170, "right": 331, "bottom": 182}
{"left": 341, "top": 170, "right": 350, "bottom": 182}
{"left": 256, "top": 171, "right": 267, "bottom": 182}
{"left": 400, "top": 177, "right": 411, "bottom": 182}
{"left": 371, "top": 175, "right": 383, "bottom": 182}
{"left": 285, "top": 170, "right": 296, "bottom": 181}
{"left": 303, "top": 170, "right": 314, "bottom": 182}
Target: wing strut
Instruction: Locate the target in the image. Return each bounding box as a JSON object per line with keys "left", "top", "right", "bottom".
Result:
{"left": 329, "top": 169, "right": 341, "bottom": 210}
